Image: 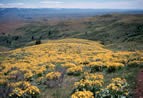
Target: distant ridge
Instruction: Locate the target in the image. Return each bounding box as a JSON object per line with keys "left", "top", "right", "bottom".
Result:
{"left": 0, "top": 8, "right": 143, "bottom": 22}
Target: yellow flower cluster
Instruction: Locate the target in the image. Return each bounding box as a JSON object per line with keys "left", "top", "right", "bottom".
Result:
{"left": 9, "top": 87, "right": 25, "bottom": 97}
{"left": 74, "top": 79, "right": 103, "bottom": 88}
{"left": 67, "top": 66, "right": 83, "bottom": 75}
{"left": 8, "top": 70, "right": 19, "bottom": 75}
{"left": 74, "top": 73, "right": 104, "bottom": 90}
{"left": 72, "top": 72, "right": 129, "bottom": 98}
{"left": 9, "top": 81, "right": 40, "bottom": 97}
{"left": 111, "top": 78, "right": 127, "bottom": 85}
{"left": 48, "top": 64, "right": 55, "bottom": 70}
{"left": 0, "top": 79, "right": 7, "bottom": 85}
{"left": 8, "top": 81, "right": 30, "bottom": 88}
{"left": 107, "top": 83, "right": 120, "bottom": 91}
{"left": 62, "top": 62, "right": 76, "bottom": 68}
{"left": 84, "top": 72, "right": 104, "bottom": 80}
{"left": 106, "top": 78, "right": 128, "bottom": 95}
{"left": 87, "top": 62, "right": 103, "bottom": 68}
{"left": 36, "top": 77, "right": 44, "bottom": 83}
{"left": 86, "top": 60, "right": 124, "bottom": 72}
{"left": 46, "top": 72, "right": 61, "bottom": 80}
{"left": 24, "top": 71, "right": 33, "bottom": 79}
{"left": 26, "top": 85, "right": 41, "bottom": 95}
{"left": 86, "top": 61, "right": 104, "bottom": 72}
{"left": 106, "top": 62, "right": 124, "bottom": 68}
{"left": 71, "top": 91, "right": 94, "bottom": 98}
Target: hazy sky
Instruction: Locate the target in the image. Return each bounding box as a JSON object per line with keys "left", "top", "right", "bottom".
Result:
{"left": 0, "top": 0, "right": 143, "bottom": 9}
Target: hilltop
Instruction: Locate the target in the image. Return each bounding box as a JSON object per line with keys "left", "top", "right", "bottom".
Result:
{"left": 0, "top": 38, "right": 143, "bottom": 98}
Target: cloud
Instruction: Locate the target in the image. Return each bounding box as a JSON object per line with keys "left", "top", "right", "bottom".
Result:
{"left": 40, "top": 1, "right": 64, "bottom": 4}
{"left": 0, "top": 3, "right": 4, "bottom": 6}
{"left": 0, "top": 3, "right": 27, "bottom": 8}
{"left": 48, "top": 1, "right": 143, "bottom": 9}
{"left": 39, "top": 1, "right": 64, "bottom": 8}
{"left": 0, "top": 0, "right": 142, "bottom": 9}
{"left": 10, "top": 3, "right": 24, "bottom": 5}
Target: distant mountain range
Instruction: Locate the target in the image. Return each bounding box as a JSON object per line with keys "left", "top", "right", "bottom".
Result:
{"left": 0, "top": 8, "right": 143, "bottom": 22}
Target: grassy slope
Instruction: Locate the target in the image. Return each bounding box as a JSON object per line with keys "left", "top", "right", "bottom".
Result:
{"left": 0, "top": 14, "right": 143, "bottom": 97}
{"left": 1, "top": 38, "right": 142, "bottom": 98}
{"left": 0, "top": 14, "right": 143, "bottom": 50}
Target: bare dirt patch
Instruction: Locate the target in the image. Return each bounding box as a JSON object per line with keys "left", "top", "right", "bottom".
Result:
{"left": 135, "top": 69, "right": 143, "bottom": 98}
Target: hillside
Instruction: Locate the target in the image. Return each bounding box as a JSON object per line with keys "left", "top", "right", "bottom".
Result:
{"left": 1, "top": 9, "right": 143, "bottom": 97}
{"left": 0, "top": 38, "right": 143, "bottom": 98}
{"left": 0, "top": 13, "right": 143, "bottom": 50}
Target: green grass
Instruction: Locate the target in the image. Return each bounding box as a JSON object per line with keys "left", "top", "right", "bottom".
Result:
{"left": 39, "top": 65, "right": 141, "bottom": 98}
{"left": 0, "top": 14, "right": 143, "bottom": 50}
{"left": 0, "top": 56, "right": 4, "bottom": 61}
{"left": 41, "top": 75, "right": 80, "bottom": 98}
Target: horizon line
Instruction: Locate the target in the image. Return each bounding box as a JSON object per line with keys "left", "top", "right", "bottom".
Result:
{"left": 0, "top": 7, "right": 143, "bottom": 10}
